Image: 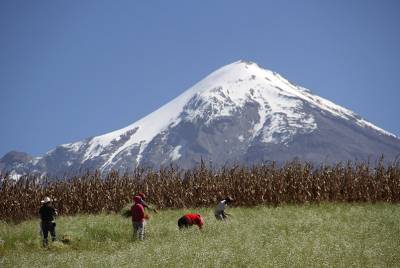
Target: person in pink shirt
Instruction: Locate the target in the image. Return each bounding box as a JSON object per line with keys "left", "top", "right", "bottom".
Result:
{"left": 131, "top": 196, "right": 145, "bottom": 240}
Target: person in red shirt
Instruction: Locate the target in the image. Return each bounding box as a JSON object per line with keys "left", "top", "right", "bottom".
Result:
{"left": 131, "top": 196, "right": 145, "bottom": 240}
{"left": 178, "top": 213, "right": 205, "bottom": 230}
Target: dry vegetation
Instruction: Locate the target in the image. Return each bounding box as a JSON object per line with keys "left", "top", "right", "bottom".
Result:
{"left": 1, "top": 159, "right": 400, "bottom": 222}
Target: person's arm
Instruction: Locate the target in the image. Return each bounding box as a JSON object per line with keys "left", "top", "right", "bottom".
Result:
{"left": 224, "top": 211, "right": 232, "bottom": 216}
{"left": 139, "top": 205, "right": 145, "bottom": 221}
{"left": 197, "top": 216, "right": 204, "bottom": 230}
{"left": 223, "top": 202, "right": 232, "bottom": 216}
{"left": 52, "top": 207, "right": 58, "bottom": 219}
{"left": 141, "top": 200, "right": 158, "bottom": 213}
{"left": 196, "top": 220, "right": 203, "bottom": 230}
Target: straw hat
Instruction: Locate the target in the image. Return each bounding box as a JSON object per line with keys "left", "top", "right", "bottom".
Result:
{"left": 41, "top": 197, "right": 52, "bottom": 203}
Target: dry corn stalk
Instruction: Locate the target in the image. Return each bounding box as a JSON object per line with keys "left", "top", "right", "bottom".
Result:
{"left": 1, "top": 159, "right": 399, "bottom": 222}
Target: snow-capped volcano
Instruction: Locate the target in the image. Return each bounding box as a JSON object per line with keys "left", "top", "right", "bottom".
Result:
{"left": 2, "top": 60, "right": 400, "bottom": 177}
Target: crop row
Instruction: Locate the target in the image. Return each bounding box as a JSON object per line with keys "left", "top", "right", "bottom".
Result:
{"left": 1, "top": 160, "right": 399, "bottom": 222}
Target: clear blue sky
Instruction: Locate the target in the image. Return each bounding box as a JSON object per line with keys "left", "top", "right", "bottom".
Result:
{"left": 1, "top": 1, "right": 399, "bottom": 157}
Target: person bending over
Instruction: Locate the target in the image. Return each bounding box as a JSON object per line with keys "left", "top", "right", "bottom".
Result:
{"left": 178, "top": 213, "right": 204, "bottom": 230}
{"left": 214, "top": 197, "right": 233, "bottom": 220}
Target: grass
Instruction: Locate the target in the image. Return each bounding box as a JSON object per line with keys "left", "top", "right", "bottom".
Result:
{"left": 0, "top": 203, "right": 399, "bottom": 267}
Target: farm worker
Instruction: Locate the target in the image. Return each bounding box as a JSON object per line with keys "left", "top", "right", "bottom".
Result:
{"left": 178, "top": 213, "right": 204, "bottom": 230}
{"left": 134, "top": 192, "right": 158, "bottom": 213}
{"left": 214, "top": 197, "right": 233, "bottom": 220}
{"left": 131, "top": 196, "right": 146, "bottom": 240}
{"left": 38, "top": 196, "right": 57, "bottom": 247}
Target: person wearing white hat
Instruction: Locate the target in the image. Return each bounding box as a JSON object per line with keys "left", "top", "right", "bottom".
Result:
{"left": 39, "top": 197, "right": 57, "bottom": 247}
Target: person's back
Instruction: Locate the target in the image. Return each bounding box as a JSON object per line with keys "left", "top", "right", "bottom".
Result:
{"left": 39, "top": 204, "right": 55, "bottom": 222}
{"left": 38, "top": 197, "right": 57, "bottom": 247}
{"left": 131, "top": 202, "right": 144, "bottom": 223}
{"left": 214, "top": 200, "right": 227, "bottom": 215}
{"left": 178, "top": 213, "right": 204, "bottom": 229}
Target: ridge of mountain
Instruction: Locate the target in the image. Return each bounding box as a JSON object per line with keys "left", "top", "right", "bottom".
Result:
{"left": 2, "top": 60, "right": 400, "bottom": 178}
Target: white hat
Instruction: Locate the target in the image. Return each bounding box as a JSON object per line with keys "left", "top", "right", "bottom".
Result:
{"left": 41, "top": 197, "right": 52, "bottom": 203}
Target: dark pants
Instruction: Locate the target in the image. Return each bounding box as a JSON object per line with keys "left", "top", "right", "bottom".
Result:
{"left": 178, "top": 216, "right": 191, "bottom": 229}
{"left": 215, "top": 211, "right": 227, "bottom": 220}
{"left": 41, "top": 221, "right": 56, "bottom": 246}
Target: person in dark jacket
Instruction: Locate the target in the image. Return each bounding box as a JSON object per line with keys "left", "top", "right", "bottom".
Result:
{"left": 38, "top": 197, "right": 57, "bottom": 247}
{"left": 131, "top": 196, "right": 146, "bottom": 240}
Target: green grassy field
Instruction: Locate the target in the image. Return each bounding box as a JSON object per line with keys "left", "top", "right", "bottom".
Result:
{"left": 1, "top": 203, "right": 399, "bottom": 267}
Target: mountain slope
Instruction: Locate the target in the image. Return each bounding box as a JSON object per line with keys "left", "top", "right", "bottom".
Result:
{"left": 2, "top": 60, "right": 400, "bottom": 177}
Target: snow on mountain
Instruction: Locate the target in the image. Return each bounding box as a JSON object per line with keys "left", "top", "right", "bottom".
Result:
{"left": 88, "top": 60, "right": 394, "bottom": 165}
{"left": 2, "top": 60, "right": 400, "bottom": 177}
{"left": 70, "top": 60, "right": 318, "bottom": 167}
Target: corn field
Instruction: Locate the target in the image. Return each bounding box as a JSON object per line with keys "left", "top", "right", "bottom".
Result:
{"left": 1, "top": 160, "right": 400, "bottom": 222}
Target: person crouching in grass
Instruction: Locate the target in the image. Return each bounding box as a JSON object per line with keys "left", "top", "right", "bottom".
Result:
{"left": 214, "top": 197, "right": 233, "bottom": 220}
{"left": 131, "top": 196, "right": 146, "bottom": 240}
{"left": 178, "top": 213, "right": 204, "bottom": 230}
{"left": 39, "top": 197, "right": 57, "bottom": 247}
